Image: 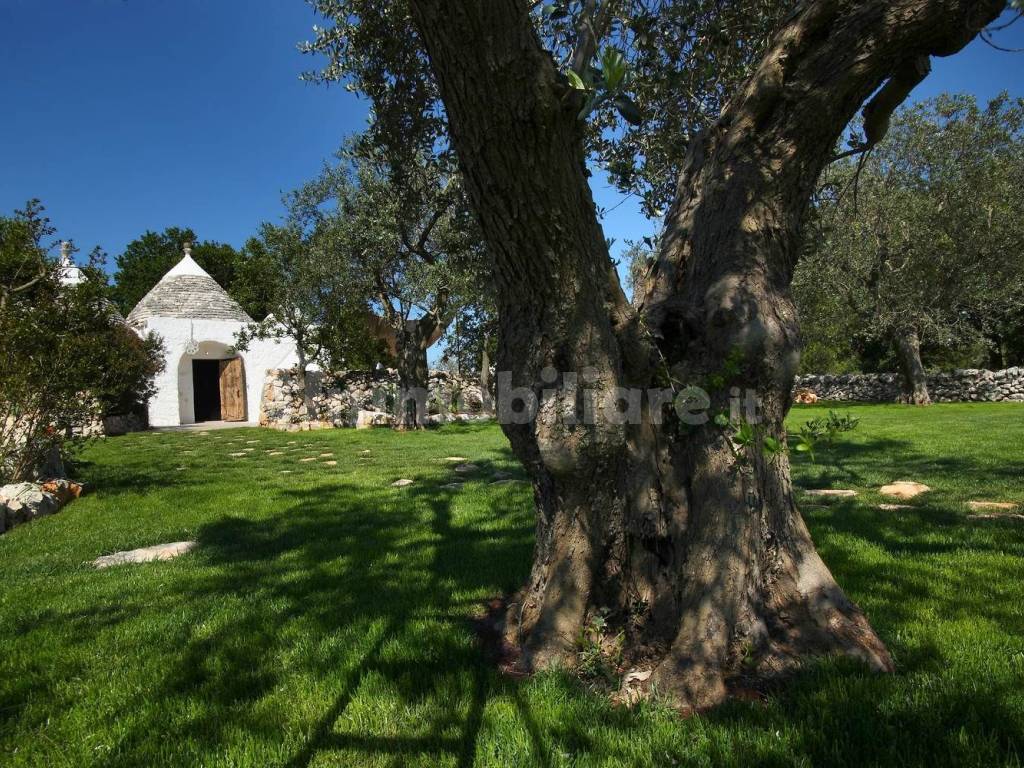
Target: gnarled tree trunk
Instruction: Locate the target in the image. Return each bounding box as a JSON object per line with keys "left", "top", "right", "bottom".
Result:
{"left": 365, "top": 308, "right": 448, "bottom": 429}
{"left": 409, "top": 0, "right": 1001, "bottom": 709}
{"left": 895, "top": 326, "right": 932, "bottom": 404}
{"left": 395, "top": 316, "right": 442, "bottom": 429}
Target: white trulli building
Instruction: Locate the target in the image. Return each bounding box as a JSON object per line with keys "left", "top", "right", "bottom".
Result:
{"left": 125, "top": 244, "right": 299, "bottom": 427}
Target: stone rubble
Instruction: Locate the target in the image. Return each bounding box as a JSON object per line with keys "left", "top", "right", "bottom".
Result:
{"left": 0, "top": 479, "right": 83, "bottom": 535}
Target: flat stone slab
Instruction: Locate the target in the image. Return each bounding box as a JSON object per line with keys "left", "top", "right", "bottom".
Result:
{"left": 93, "top": 541, "right": 197, "bottom": 569}
{"left": 878, "top": 503, "right": 912, "bottom": 511}
{"left": 879, "top": 481, "right": 931, "bottom": 500}
{"left": 804, "top": 489, "right": 857, "bottom": 498}
{"left": 969, "top": 513, "right": 1024, "bottom": 522}
{"left": 391, "top": 478, "right": 414, "bottom": 487}
{"left": 453, "top": 463, "right": 478, "bottom": 473}
{"left": 323, "top": 460, "right": 337, "bottom": 466}
{"left": 967, "top": 501, "right": 1020, "bottom": 512}
{"left": 444, "top": 457, "right": 469, "bottom": 462}
{"left": 441, "top": 482, "right": 463, "bottom": 490}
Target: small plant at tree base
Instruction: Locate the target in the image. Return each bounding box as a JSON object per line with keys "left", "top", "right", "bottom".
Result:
{"left": 575, "top": 610, "right": 624, "bottom": 685}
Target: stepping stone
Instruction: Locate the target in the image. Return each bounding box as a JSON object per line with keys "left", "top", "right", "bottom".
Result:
{"left": 280, "top": 470, "right": 293, "bottom": 474}
{"left": 454, "top": 463, "right": 478, "bottom": 473}
{"left": 198, "top": 432, "right": 209, "bottom": 435}
{"left": 491, "top": 471, "right": 512, "bottom": 481}
{"left": 441, "top": 482, "right": 463, "bottom": 490}
{"left": 967, "top": 501, "right": 1020, "bottom": 512}
{"left": 969, "top": 513, "right": 1024, "bottom": 522}
{"left": 93, "top": 541, "right": 197, "bottom": 569}
{"left": 804, "top": 489, "right": 857, "bottom": 498}
{"left": 319, "top": 453, "right": 334, "bottom": 458}
{"left": 175, "top": 466, "right": 187, "bottom": 472}
{"left": 268, "top": 451, "right": 284, "bottom": 456}
{"left": 490, "top": 479, "right": 526, "bottom": 486}
{"left": 243, "top": 448, "right": 255, "bottom": 453}
{"left": 299, "top": 457, "right": 316, "bottom": 463}
{"left": 245, "top": 440, "right": 259, "bottom": 444}
{"left": 879, "top": 481, "right": 930, "bottom": 500}
{"left": 286, "top": 441, "right": 297, "bottom": 445}
{"left": 444, "top": 456, "right": 469, "bottom": 462}
{"left": 359, "top": 450, "right": 371, "bottom": 456}
{"left": 229, "top": 452, "right": 247, "bottom": 458}
{"left": 391, "top": 478, "right": 414, "bottom": 487}
{"left": 323, "top": 460, "right": 337, "bottom": 466}
{"left": 878, "top": 503, "right": 912, "bottom": 511}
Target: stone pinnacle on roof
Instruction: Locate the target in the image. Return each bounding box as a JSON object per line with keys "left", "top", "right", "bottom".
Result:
{"left": 58, "top": 240, "right": 84, "bottom": 287}
{"left": 125, "top": 243, "right": 252, "bottom": 327}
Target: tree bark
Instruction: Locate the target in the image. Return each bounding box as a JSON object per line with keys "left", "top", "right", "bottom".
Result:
{"left": 395, "top": 317, "right": 438, "bottom": 429}
{"left": 409, "top": 0, "right": 1001, "bottom": 709}
{"left": 895, "top": 326, "right": 932, "bottom": 404}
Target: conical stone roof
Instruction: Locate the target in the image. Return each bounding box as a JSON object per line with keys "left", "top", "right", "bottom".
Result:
{"left": 126, "top": 247, "right": 251, "bottom": 327}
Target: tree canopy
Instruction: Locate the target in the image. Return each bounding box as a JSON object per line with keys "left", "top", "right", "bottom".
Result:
{"left": 292, "top": 141, "right": 486, "bottom": 426}
{"left": 794, "top": 93, "right": 1024, "bottom": 391}
{"left": 1, "top": 202, "right": 164, "bottom": 482}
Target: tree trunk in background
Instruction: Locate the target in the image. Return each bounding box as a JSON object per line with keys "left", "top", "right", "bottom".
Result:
{"left": 395, "top": 316, "right": 444, "bottom": 430}
{"left": 294, "top": 345, "right": 315, "bottom": 423}
{"left": 410, "top": 0, "right": 1001, "bottom": 709}
{"left": 895, "top": 327, "right": 932, "bottom": 404}
{"left": 479, "top": 339, "right": 493, "bottom": 415}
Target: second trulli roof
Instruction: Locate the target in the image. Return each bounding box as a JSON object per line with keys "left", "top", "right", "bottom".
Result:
{"left": 126, "top": 254, "right": 252, "bottom": 327}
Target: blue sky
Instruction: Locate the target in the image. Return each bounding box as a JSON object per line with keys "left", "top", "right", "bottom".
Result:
{"left": 1, "top": 0, "right": 1022, "bottom": 279}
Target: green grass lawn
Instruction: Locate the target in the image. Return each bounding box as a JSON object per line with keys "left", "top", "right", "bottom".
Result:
{"left": 1, "top": 403, "right": 1022, "bottom": 767}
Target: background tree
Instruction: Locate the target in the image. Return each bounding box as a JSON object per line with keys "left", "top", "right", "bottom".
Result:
{"left": 307, "top": 0, "right": 1009, "bottom": 708}
{"left": 440, "top": 291, "right": 498, "bottom": 413}
{"left": 794, "top": 93, "right": 1024, "bottom": 402}
{"left": 294, "top": 144, "right": 484, "bottom": 429}
{"left": 1, "top": 202, "right": 164, "bottom": 482}
{"left": 110, "top": 227, "right": 250, "bottom": 316}
{"left": 232, "top": 221, "right": 384, "bottom": 418}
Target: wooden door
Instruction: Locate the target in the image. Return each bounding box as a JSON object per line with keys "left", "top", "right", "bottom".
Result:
{"left": 218, "top": 358, "right": 247, "bottom": 421}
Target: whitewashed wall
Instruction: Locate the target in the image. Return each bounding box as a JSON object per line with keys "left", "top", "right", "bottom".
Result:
{"left": 140, "top": 317, "right": 299, "bottom": 427}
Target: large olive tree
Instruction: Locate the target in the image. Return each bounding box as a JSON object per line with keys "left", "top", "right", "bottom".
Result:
{"left": 306, "top": 0, "right": 1009, "bottom": 709}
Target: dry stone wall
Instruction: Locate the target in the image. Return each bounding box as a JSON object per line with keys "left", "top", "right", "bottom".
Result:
{"left": 260, "top": 368, "right": 489, "bottom": 430}
{"left": 794, "top": 367, "right": 1024, "bottom": 403}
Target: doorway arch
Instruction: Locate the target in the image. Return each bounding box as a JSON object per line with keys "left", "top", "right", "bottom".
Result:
{"left": 176, "top": 341, "right": 247, "bottom": 424}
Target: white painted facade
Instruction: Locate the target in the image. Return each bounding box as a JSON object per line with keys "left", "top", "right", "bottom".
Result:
{"left": 139, "top": 318, "right": 298, "bottom": 427}
{"left": 124, "top": 246, "right": 301, "bottom": 427}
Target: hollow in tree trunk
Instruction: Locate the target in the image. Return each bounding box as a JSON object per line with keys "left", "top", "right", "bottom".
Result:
{"left": 409, "top": 0, "right": 1001, "bottom": 709}
{"left": 895, "top": 326, "right": 932, "bottom": 405}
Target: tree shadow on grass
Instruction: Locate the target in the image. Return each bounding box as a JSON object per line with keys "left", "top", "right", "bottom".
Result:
{"left": 7, "top": 427, "right": 1024, "bottom": 766}
{"left": 87, "top": 470, "right": 536, "bottom": 766}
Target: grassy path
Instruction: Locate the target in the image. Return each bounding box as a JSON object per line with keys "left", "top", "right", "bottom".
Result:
{"left": 0, "top": 405, "right": 1022, "bottom": 766}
